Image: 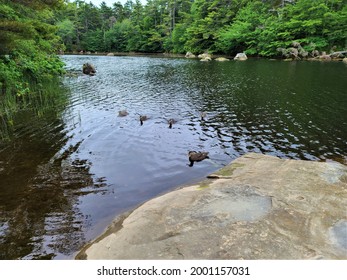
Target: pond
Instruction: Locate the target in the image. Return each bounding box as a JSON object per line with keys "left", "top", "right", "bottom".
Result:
{"left": 0, "top": 55, "right": 346, "bottom": 259}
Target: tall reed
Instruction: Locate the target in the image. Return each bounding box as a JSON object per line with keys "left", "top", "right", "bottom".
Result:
{"left": 0, "top": 77, "right": 69, "bottom": 141}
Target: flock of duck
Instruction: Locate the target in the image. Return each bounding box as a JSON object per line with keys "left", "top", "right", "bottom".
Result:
{"left": 118, "top": 110, "right": 210, "bottom": 167}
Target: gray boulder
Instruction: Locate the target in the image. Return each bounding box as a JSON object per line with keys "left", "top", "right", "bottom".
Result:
{"left": 311, "top": 50, "right": 320, "bottom": 57}
{"left": 198, "top": 53, "right": 212, "bottom": 61}
{"left": 185, "top": 52, "right": 196, "bottom": 58}
{"left": 234, "top": 53, "right": 248, "bottom": 61}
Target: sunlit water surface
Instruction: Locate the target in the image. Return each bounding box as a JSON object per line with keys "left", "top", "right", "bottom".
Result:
{"left": 0, "top": 55, "right": 346, "bottom": 259}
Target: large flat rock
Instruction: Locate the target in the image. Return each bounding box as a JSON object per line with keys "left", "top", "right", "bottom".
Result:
{"left": 77, "top": 153, "right": 347, "bottom": 259}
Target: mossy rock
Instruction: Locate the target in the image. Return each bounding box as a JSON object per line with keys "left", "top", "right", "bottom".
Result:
{"left": 213, "top": 163, "right": 245, "bottom": 177}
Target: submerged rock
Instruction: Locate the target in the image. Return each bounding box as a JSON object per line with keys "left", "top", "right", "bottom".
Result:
{"left": 215, "top": 57, "right": 229, "bottom": 61}
{"left": 77, "top": 153, "right": 347, "bottom": 260}
{"left": 198, "top": 53, "right": 212, "bottom": 61}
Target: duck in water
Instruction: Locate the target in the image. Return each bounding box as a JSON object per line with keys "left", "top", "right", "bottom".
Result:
{"left": 188, "top": 151, "right": 209, "bottom": 167}
{"left": 200, "top": 111, "right": 207, "bottom": 121}
{"left": 168, "top": 118, "right": 176, "bottom": 129}
{"left": 118, "top": 110, "right": 128, "bottom": 117}
{"left": 140, "top": 115, "right": 148, "bottom": 125}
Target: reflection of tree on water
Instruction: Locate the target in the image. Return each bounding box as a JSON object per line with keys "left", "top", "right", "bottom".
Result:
{"left": 0, "top": 111, "right": 107, "bottom": 260}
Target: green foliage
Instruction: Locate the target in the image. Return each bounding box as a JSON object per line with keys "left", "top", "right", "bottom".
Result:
{"left": 170, "top": 23, "right": 189, "bottom": 53}
{"left": 214, "top": 0, "right": 347, "bottom": 57}
{"left": 216, "top": 1, "right": 271, "bottom": 54}
{"left": 0, "top": 0, "right": 65, "bottom": 121}
{"left": 126, "top": 24, "right": 144, "bottom": 51}
{"left": 81, "top": 29, "right": 105, "bottom": 52}
{"left": 54, "top": 0, "right": 346, "bottom": 56}
{"left": 184, "top": 0, "right": 242, "bottom": 53}
{"left": 56, "top": 19, "right": 75, "bottom": 51}
{"left": 105, "top": 19, "right": 132, "bottom": 52}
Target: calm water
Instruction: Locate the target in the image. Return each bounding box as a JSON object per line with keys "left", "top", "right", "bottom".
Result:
{"left": 0, "top": 55, "right": 346, "bottom": 259}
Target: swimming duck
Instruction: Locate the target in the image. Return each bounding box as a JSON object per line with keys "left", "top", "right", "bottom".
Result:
{"left": 168, "top": 118, "right": 176, "bottom": 129}
{"left": 200, "top": 111, "right": 207, "bottom": 121}
{"left": 140, "top": 115, "right": 148, "bottom": 125}
{"left": 118, "top": 110, "right": 128, "bottom": 117}
{"left": 188, "top": 151, "right": 209, "bottom": 167}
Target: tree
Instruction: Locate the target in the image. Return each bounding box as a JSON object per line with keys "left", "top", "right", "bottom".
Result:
{"left": 113, "top": 1, "right": 126, "bottom": 22}
{"left": 278, "top": 0, "right": 347, "bottom": 51}
{"left": 215, "top": 0, "right": 346, "bottom": 57}
{"left": 0, "top": 0, "right": 64, "bottom": 96}
{"left": 0, "top": 0, "right": 65, "bottom": 125}
{"left": 54, "top": 0, "right": 346, "bottom": 56}
{"left": 216, "top": 1, "right": 274, "bottom": 55}
{"left": 105, "top": 19, "right": 132, "bottom": 51}
{"left": 184, "top": 0, "right": 246, "bottom": 54}
{"left": 56, "top": 19, "right": 75, "bottom": 51}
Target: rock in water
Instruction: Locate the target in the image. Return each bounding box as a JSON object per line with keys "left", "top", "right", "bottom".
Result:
{"left": 83, "top": 63, "right": 96, "bottom": 76}
{"left": 234, "top": 53, "right": 248, "bottom": 61}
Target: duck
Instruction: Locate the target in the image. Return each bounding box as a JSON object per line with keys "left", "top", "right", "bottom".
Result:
{"left": 168, "top": 118, "right": 176, "bottom": 129}
{"left": 118, "top": 110, "right": 128, "bottom": 117}
{"left": 188, "top": 151, "right": 209, "bottom": 167}
{"left": 140, "top": 115, "right": 148, "bottom": 125}
{"left": 200, "top": 111, "right": 207, "bottom": 121}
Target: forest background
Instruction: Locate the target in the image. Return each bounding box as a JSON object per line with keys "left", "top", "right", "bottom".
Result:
{"left": 0, "top": 0, "right": 346, "bottom": 117}
{"left": 56, "top": 0, "right": 347, "bottom": 56}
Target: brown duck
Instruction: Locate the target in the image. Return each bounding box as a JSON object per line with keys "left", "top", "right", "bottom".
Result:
{"left": 168, "top": 118, "right": 176, "bottom": 129}
{"left": 118, "top": 110, "right": 128, "bottom": 117}
{"left": 200, "top": 111, "right": 207, "bottom": 121}
{"left": 140, "top": 115, "right": 148, "bottom": 125}
{"left": 188, "top": 151, "right": 209, "bottom": 167}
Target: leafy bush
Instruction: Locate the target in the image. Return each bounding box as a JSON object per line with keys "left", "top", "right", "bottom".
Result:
{"left": 0, "top": 0, "right": 65, "bottom": 120}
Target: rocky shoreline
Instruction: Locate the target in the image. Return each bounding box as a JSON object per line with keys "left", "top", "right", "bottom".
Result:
{"left": 61, "top": 43, "right": 347, "bottom": 63}
{"left": 76, "top": 153, "right": 347, "bottom": 260}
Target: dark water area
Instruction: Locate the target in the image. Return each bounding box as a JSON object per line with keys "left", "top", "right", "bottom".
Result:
{"left": 0, "top": 55, "right": 346, "bottom": 259}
